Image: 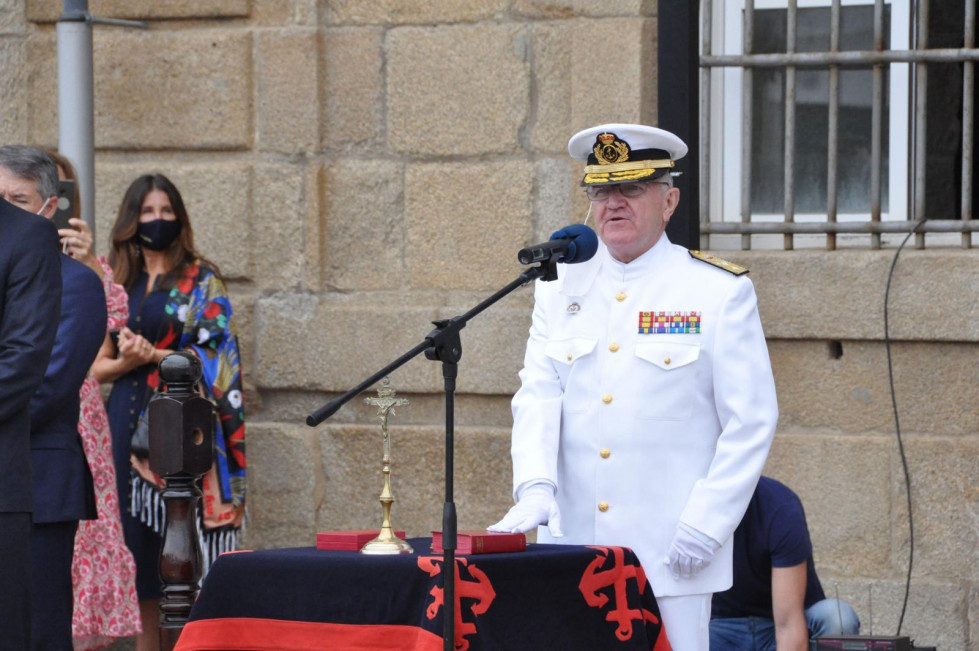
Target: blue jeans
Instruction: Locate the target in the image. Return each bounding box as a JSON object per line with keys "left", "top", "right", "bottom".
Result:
{"left": 709, "top": 599, "right": 860, "bottom": 650}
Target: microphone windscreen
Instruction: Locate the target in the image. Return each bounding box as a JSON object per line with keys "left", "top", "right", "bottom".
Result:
{"left": 556, "top": 224, "right": 598, "bottom": 264}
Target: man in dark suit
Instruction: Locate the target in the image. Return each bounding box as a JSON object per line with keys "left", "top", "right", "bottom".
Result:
{"left": 0, "top": 193, "right": 62, "bottom": 649}
{"left": 0, "top": 145, "right": 106, "bottom": 650}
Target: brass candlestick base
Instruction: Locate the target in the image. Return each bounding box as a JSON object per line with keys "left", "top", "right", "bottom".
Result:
{"left": 361, "top": 540, "right": 413, "bottom": 555}
{"left": 361, "top": 527, "right": 414, "bottom": 555}
{"left": 361, "top": 378, "right": 413, "bottom": 555}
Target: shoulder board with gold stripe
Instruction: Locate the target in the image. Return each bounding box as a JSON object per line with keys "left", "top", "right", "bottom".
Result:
{"left": 689, "top": 250, "right": 749, "bottom": 276}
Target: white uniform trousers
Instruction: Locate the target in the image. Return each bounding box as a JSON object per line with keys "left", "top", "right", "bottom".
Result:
{"left": 657, "top": 593, "right": 712, "bottom": 651}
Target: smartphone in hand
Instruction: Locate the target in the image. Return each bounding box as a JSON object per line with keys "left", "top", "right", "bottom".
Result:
{"left": 52, "top": 179, "right": 76, "bottom": 231}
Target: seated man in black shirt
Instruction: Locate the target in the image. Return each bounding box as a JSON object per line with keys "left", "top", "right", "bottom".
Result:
{"left": 710, "top": 476, "right": 860, "bottom": 650}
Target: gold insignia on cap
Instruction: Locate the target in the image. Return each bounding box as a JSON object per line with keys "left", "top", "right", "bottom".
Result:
{"left": 689, "top": 250, "right": 749, "bottom": 276}
{"left": 593, "top": 132, "right": 630, "bottom": 165}
{"left": 582, "top": 161, "right": 674, "bottom": 184}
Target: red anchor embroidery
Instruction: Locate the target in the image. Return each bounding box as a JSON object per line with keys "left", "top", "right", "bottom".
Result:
{"left": 418, "top": 556, "right": 497, "bottom": 651}
{"left": 579, "top": 546, "right": 666, "bottom": 643}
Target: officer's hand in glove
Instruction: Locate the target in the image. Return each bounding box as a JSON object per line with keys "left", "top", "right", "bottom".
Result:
{"left": 665, "top": 522, "right": 721, "bottom": 579}
{"left": 487, "top": 483, "right": 563, "bottom": 537}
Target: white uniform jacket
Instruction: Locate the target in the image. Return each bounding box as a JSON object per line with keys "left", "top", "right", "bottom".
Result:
{"left": 510, "top": 235, "right": 778, "bottom": 597}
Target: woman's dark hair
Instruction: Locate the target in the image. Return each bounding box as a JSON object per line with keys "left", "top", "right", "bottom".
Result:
{"left": 108, "top": 174, "right": 220, "bottom": 291}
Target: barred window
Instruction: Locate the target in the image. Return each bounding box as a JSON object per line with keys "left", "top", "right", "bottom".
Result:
{"left": 699, "top": 0, "right": 977, "bottom": 250}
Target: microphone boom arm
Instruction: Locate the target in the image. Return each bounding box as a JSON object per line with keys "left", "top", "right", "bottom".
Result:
{"left": 305, "top": 262, "right": 550, "bottom": 428}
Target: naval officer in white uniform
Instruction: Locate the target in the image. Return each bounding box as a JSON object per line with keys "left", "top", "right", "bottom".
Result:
{"left": 489, "top": 123, "right": 779, "bottom": 651}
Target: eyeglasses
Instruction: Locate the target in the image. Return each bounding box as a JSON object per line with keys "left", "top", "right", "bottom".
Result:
{"left": 584, "top": 181, "right": 669, "bottom": 202}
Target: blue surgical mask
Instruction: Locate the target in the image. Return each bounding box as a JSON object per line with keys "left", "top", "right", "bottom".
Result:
{"left": 137, "top": 219, "right": 182, "bottom": 251}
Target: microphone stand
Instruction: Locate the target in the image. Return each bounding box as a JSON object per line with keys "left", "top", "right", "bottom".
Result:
{"left": 306, "top": 258, "right": 558, "bottom": 651}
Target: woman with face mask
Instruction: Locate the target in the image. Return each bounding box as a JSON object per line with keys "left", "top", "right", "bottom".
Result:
{"left": 91, "top": 174, "right": 246, "bottom": 651}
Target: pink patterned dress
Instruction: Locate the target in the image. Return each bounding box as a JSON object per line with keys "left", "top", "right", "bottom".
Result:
{"left": 71, "top": 258, "right": 141, "bottom": 650}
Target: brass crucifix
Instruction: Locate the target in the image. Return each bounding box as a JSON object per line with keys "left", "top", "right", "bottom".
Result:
{"left": 361, "top": 377, "right": 413, "bottom": 554}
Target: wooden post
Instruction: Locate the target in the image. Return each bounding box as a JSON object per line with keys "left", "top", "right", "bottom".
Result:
{"left": 147, "top": 351, "right": 213, "bottom": 650}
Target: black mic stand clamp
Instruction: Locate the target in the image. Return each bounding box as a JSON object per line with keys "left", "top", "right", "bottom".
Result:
{"left": 538, "top": 258, "right": 559, "bottom": 282}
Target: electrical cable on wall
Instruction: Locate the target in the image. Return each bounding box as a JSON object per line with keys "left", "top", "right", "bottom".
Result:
{"left": 882, "top": 217, "right": 927, "bottom": 635}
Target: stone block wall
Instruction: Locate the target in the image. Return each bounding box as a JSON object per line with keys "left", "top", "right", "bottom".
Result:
{"left": 1, "top": 1, "right": 975, "bottom": 648}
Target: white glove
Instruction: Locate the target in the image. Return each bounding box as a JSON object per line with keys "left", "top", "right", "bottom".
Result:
{"left": 488, "top": 483, "right": 563, "bottom": 537}
{"left": 664, "top": 522, "right": 721, "bottom": 580}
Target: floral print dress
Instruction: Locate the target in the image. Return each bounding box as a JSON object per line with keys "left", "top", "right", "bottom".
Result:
{"left": 71, "top": 258, "right": 141, "bottom": 650}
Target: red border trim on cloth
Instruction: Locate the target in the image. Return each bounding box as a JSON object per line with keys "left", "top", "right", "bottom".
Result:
{"left": 174, "top": 617, "right": 444, "bottom": 651}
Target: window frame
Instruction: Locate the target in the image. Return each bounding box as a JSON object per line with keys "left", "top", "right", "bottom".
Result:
{"left": 708, "top": 0, "right": 911, "bottom": 226}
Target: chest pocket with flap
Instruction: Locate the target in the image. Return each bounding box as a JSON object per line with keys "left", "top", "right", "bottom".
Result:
{"left": 634, "top": 341, "right": 700, "bottom": 370}
{"left": 543, "top": 337, "right": 598, "bottom": 411}
{"left": 632, "top": 341, "right": 701, "bottom": 420}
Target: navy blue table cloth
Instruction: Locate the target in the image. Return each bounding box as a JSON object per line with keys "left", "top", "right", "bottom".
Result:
{"left": 175, "top": 538, "right": 671, "bottom": 650}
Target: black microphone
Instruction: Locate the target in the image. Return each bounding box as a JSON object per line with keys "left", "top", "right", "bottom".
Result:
{"left": 517, "top": 224, "right": 598, "bottom": 265}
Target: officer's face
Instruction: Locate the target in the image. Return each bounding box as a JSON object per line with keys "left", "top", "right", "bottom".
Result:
{"left": 592, "top": 180, "right": 679, "bottom": 263}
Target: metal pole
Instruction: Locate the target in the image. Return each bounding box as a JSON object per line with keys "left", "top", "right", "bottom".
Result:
{"left": 741, "top": 0, "right": 755, "bottom": 251}
{"left": 783, "top": 0, "right": 797, "bottom": 251}
{"left": 914, "top": 0, "right": 929, "bottom": 249}
{"left": 702, "top": 219, "right": 979, "bottom": 234}
{"left": 56, "top": 1, "right": 146, "bottom": 238}
{"left": 703, "top": 48, "right": 979, "bottom": 67}
{"left": 870, "top": 0, "right": 884, "bottom": 249}
{"left": 699, "top": 0, "right": 712, "bottom": 251}
{"left": 57, "top": 0, "right": 95, "bottom": 232}
{"left": 826, "top": 0, "right": 841, "bottom": 251}
{"left": 961, "top": 0, "right": 975, "bottom": 248}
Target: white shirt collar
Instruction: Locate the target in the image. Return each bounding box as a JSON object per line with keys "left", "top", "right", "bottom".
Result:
{"left": 559, "top": 234, "right": 673, "bottom": 295}
{"left": 602, "top": 234, "right": 673, "bottom": 283}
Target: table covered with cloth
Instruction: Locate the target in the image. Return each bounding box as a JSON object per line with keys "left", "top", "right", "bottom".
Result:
{"left": 174, "top": 538, "right": 672, "bottom": 651}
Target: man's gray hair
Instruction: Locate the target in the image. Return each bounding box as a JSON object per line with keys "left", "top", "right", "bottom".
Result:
{"left": 0, "top": 145, "right": 59, "bottom": 201}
